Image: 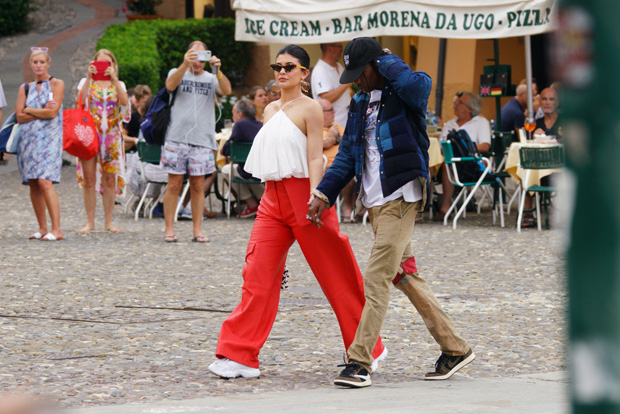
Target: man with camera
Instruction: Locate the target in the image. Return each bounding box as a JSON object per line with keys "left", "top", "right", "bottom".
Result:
{"left": 161, "top": 40, "right": 231, "bottom": 243}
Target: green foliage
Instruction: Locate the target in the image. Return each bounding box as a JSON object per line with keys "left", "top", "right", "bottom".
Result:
{"left": 96, "top": 18, "right": 253, "bottom": 93}
{"left": 0, "top": 0, "right": 37, "bottom": 37}
{"left": 155, "top": 18, "right": 253, "bottom": 87}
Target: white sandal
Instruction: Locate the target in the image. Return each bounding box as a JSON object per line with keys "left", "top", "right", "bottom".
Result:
{"left": 29, "top": 232, "right": 42, "bottom": 240}
{"left": 41, "top": 233, "right": 61, "bottom": 241}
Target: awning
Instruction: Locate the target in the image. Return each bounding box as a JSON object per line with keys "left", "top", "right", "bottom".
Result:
{"left": 233, "top": 0, "right": 557, "bottom": 43}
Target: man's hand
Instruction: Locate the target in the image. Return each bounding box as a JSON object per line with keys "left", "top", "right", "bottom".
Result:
{"left": 184, "top": 49, "right": 198, "bottom": 66}
{"left": 307, "top": 195, "right": 329, "bottom": 228}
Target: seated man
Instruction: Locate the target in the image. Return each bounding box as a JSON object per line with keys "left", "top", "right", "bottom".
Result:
{"left": 436, "top": 92, "right": 491, "bottom": 220}
{"left": 501, "top": 82, "right": 539, "bottom": 136}
{"left": 265, "top": 79, "right": 280, "bottom": 104}
{"left": 318, "top": 98, "right": 356, "bottom": 222}
{"left": 534, "top": 87, "right": 561, "bottom": 139}
{"left": 221, "top": 98, "right": 264, "bottom": 218}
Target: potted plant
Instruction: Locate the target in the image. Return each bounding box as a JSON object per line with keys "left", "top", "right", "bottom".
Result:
{"left": 123, "top": 0, "right": 164, "bottom": 21}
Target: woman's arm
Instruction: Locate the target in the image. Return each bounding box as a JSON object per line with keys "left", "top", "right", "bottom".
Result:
{"left": 15, "top": 84, "right": 35, "bottom": 123}
{"left": 106, "top": 66, "right": 128, "bottom": 106}
{"left": 306, "top": 100, "right": 326, "bottom": 192}
{"left": 79, "top": 64, "right": 95, "bottom": 106}
{"left": 24, "top": 79, "right": 65, "bottom": 120}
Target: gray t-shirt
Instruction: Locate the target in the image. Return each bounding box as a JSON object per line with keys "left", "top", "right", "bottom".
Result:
{"left": 166, "top": 68, "right": 219, "bottom": 149}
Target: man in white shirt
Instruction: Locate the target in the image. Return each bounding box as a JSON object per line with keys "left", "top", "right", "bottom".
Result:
{"left": 161, "top": 40, "right": 232, "bottom": 243}
{"left": 311, "top": 43, "right": 351, "bottom": 127}
{"left": 436, "top": 92, "right": 491, "bottom": 220}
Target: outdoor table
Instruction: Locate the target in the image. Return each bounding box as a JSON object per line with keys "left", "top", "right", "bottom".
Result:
{"left": 215, "top": 130, "right": 232, "bottom": 169}
{"left": 505, "top": 142, "right": 563, "bottom": 188}
{"left": 428, "top": 137, "right": 444, "bottom": 176}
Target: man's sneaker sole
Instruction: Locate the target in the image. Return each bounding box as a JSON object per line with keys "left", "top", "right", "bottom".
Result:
{"left": 370, "top": 346, "right": 388, "bottom": 373}
{"left": 425, "top": 351, "right": 476, "bottom": 381}
{"left": 334, "top": 376, "right": 372, "bottom": 388}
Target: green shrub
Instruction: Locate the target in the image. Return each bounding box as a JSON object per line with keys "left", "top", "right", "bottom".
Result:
{"left": 96, "top": 20, "right": 163, "bottom": 91}
{"left": 0, "top": 0, "right": 37, "bottom": 36}
{"left": 96, "top": 18, "right": 253, "bottom": 92}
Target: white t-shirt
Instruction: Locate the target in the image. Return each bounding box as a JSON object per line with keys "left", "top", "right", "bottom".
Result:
{"left": 0, "top": 79, "right": 7, "bottom": 108}
{"left": 362, "top": 90, "right": 422, "bottom": 208}
{"left": 439, "top": 115, "right": 492, "bottom": 147}
{"left": 311, "top": 58, "right": 350, "bottom": 127}
{"left": 166, "top": 68, "right": 219, "bottom": 150}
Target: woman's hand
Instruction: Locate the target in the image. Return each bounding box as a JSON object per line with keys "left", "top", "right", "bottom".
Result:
{"left": 44, "top": 100, "right": 58, "bottom": 110}
{"left": 105, "top": 65, "right": 118, "bottom": 82}
{"left": 87, "top": 62, "right": 96, "bottom": 80}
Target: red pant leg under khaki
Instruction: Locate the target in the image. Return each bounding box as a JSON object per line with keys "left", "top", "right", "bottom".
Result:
{"left": 215, "top": 178, "right": 384, "bottom": 368}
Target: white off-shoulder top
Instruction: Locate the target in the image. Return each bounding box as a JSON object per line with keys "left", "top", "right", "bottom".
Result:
{"left": 244, "top": 98, "right": 309, "bottom": 182}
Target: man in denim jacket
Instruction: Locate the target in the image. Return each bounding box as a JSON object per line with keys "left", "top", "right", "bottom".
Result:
{"left": 308, "top": 37, "right": 473, "bottom": 388}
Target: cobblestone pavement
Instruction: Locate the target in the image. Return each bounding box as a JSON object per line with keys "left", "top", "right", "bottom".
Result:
{"left": 0, "top": 166, "right": 566, "bottom": 408}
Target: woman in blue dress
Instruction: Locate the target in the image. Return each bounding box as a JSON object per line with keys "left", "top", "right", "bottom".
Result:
{"left": 16, "top": 47, "right": 65, "bottom": 241}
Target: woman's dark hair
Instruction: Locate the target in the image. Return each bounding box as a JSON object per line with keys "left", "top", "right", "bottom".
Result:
{"left": 276, "top": 44, "right": 310, "bottom": 69}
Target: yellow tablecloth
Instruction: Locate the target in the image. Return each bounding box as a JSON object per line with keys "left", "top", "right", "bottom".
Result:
{"left": 215, "top": 131, "right": 232, "bottom": 169}
{"left": 505, "top": 142, "right": 563, "bottom": 188}
{"left": 428, "top": 137, "right": 444, "bottom": 176}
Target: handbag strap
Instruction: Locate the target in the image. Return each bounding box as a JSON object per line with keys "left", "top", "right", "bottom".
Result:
{"left": 76, "top": 88, "right": 90, "bottom": 112}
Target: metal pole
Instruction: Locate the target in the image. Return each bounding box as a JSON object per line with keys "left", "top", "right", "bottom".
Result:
{"left": 435, "top": 38, "right": 447, "bottom": 118}
{"left": 524, "top": 35, "right": 534, "bottom": 122}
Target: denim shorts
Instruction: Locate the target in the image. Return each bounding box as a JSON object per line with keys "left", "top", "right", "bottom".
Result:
{"left": 160, "top": 140, "right": 215, "bottom": 176}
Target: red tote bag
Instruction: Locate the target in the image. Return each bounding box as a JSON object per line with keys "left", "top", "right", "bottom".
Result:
{"left": 63, "top": 91, "right": 98, "bottom": 160}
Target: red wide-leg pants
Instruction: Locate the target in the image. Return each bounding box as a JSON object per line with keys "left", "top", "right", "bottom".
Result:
{"left": 215, "top": 178, "right": 384, "bottom": 368}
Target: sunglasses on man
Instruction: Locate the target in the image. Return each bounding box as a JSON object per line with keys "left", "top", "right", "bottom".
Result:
{"left": 269, "top": 63, "right": 307, "bottom": 73}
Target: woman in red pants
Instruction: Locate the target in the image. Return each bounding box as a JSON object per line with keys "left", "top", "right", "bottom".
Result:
{"left": 208, "top": 45, "right": 386, "bottom": 379}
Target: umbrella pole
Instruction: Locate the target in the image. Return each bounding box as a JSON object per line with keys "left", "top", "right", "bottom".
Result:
{"left": 524, "top": 35, "right": 534, "bottom": 133}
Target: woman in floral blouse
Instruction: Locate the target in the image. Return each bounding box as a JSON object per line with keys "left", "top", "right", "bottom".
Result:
{"left": 76, "top": 49, "right": 130, "bottom": 233}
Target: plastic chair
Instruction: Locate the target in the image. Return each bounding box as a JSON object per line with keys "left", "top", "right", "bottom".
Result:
{"left": 226, "top": 141, "right": 257, "bottom": 219}
{"left": 440, "top": 140, "right": 505, "bottom": 229}
{"left": 490, "top": 131, "right": 520, "bottom": 214}
{"left": 517, "top": 146, "right": 564, "bottom": 232}
{"left": 135, "top": 141, "right": 167, "bottom": 222}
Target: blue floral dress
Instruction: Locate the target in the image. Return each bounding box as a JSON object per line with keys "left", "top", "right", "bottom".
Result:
{"left": 17, "top": 80, "right": 63, "bottom": 185}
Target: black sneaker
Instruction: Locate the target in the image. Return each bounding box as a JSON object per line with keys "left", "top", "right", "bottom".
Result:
{"left": 334, "top": 363, "right": 372, "bottom": 388}
{"left": 425, "top": 349, "right": 475, "bottom": 380}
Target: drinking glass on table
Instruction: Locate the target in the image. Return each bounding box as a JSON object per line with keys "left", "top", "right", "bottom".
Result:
{"left": 524, "top": 117, "right": 536, "bottom": 141}
{"left": 224, "top": 119, "right": 233, "bottom": 129}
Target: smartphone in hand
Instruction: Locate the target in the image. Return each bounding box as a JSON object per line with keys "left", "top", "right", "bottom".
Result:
{"left": 92, "top": 61, "right": 111, "bottom": 81}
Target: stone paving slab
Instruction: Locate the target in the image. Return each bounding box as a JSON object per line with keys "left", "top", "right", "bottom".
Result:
{"left": 0, "top": 166, "right": 566, "bottom": 409}
{"left": 65, "top": 372, "right": 568, "bottom": 414}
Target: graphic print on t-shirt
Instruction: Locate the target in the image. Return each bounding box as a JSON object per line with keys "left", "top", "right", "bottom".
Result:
{"left": 180, "top": 79, "right": 213, "bottom": 96}
{"left": 364, "top": 90, "right": 382, "bottom": 145}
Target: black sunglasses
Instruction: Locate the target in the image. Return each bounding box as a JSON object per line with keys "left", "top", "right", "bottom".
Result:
{"left": 270, "top": 63, "right": 307, "bottom": 73}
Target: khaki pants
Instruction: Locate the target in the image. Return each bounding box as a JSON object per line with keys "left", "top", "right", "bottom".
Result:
{"left": 347, "top": 198, "right": 470, "bottom": 372}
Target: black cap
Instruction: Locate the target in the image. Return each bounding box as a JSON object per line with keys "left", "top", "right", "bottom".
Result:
{"left": 340, "top": 37, "right": 383, "bottom": 84}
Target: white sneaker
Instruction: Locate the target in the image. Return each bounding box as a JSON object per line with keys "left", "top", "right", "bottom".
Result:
{"left": 370, "top": 347, "right": 388, "bottom": 373}
{"left": 208, "top": 358, "right": 260, "bottom": 379}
